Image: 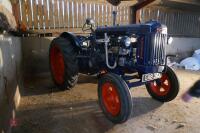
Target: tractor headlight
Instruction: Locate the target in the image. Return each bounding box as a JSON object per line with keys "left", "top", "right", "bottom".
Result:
{"left": 167, "top": 36, "right": 173, "bottom": 45}
{"left": 121, "top": 36, "right": 131, "bottom": 47}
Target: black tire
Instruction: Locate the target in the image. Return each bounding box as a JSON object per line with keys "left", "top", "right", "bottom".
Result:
{"left": 98, "top": 73, "right": 132, "bottom": 123}
{"left": 49, "top": 37, "right": 79, "bottom": 90}
{"left": 146, "top": 66, "right": 179, "bottom": 102}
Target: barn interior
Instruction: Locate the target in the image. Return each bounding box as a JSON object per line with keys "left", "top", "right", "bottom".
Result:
{"left": 0, "top": 0, "right": 200, "bottom": 133}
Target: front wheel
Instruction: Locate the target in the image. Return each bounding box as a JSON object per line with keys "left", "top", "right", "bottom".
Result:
{"left": 146, "top": 66, "right": 179, "bottom": 102}
{"left": 98, "top": 73, "right": 132, "bottom": 123}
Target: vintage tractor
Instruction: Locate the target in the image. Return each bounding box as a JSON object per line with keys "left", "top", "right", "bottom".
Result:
{"left": 49, "top": 12, "right": 179, "bottom": 123}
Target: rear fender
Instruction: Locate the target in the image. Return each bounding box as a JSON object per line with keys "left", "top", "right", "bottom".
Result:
{"left": 60, "top": 32, "right": 81, "bottom": 50}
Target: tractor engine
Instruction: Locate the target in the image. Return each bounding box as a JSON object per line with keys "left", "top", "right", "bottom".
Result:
{"left": 77, "top": 34, "right": 137, "bottom": 74}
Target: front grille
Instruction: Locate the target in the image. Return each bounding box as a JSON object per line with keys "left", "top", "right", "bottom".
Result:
{"left": 147, "top": 33, "right": 167, "bottom": 65}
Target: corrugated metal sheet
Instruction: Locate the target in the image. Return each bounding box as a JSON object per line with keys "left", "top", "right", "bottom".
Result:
{"left": 140, "top": 7, "right": 200, "bottom": 37}
{"left": 15, "top": 0, "right": 132, "bottom": 34}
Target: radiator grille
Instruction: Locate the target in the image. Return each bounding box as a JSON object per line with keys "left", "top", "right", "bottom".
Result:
{"left": 147, "top": 33, "right": 167, "bottom": 65}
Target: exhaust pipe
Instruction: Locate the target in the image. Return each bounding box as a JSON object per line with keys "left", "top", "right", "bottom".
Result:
{"left": 112, "top": 11, "right": 117, "bottom": 26}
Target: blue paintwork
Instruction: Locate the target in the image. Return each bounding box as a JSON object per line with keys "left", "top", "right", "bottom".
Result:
{"left": 69, "top": 20, "right": 167, "bottom": 89}
{"left": 95, "top": 20, "right": 161, "bottom": 37}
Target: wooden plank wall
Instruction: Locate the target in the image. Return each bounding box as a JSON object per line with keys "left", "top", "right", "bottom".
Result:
{"left": 13, "top": 0, "right": 132, "bottom": 34}
{"left": 140, "top": 6, "right": 200, "bottom": 37}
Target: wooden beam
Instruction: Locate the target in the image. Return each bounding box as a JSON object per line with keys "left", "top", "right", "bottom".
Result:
{"left": 135, "top": 0, "right": 156, "bottom": 10}
{"left": 168, "top": 0, "right": 200, "bottom": 6}
{"left": 132, "top": 0, "right": 156, "bottom": 23}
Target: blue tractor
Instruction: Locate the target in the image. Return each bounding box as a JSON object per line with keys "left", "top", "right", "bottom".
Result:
{"left": 49, "top": 14, "right": 179, "bottom": 123}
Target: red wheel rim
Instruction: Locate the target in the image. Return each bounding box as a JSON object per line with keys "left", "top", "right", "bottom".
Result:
{"left": 150, "top": 74, "right": 171, "bottom": 96}
{"left": 102, "top": 82, "right": 121, "bottom": 116}
{"left": 50, "top": 45, "right": 65, "bottom": 84}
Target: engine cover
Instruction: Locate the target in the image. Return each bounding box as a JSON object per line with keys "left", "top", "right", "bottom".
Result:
{"left": 95, "top": 21, "right": 162, "bottom": 38}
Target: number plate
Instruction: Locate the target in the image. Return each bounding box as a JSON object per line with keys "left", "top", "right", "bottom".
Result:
{"left": 142, "top": 73, "right": 162, "bottom": 82}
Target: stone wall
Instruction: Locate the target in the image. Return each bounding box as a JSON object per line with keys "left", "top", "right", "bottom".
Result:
{"left": 0, "top": 35, "right": 21, "bottom": 133}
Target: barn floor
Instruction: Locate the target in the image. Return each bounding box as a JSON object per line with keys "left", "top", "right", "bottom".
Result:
{"left": 13, "top": 69, "right": 200, "bottom": 133}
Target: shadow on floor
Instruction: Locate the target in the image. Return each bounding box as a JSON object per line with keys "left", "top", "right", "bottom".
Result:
{"left": 21, "top": 72, "right": 56, "bottom": 96}
{"left": 131, "top": 97, "right": 163, "bottom": 118}
{"left": 13, "top": 100, "right": 113, "bottom": 133}
{"left": 13, "top": 97, "right": 162, "bottom": 133}
{"left": 21, "top": 73, "right": 97, "bottom": 96}
{"left": 77, "top": 74, "right": 97, "bottom": 84}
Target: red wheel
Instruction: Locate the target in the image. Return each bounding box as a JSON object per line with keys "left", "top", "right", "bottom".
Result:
{"left": 49, "top": 37, "right": 79, "bottom": 90}
{"left": 146, "top": 66, "right": 179, "bottom": 102}
{"left": 98, "top": 73, "right": 132, "bottom": 123}
{"left": 102, "top": 82, "right": 121, "bottom": 116}
{"left": 149, "top": 74, "right": 171, "bottom": 96}
{"left": 50, "top": 45, "right": 65, "bottom": 84}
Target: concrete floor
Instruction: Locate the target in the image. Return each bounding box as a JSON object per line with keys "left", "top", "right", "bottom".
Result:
{"left": 13, "top": 69, "right": 200, "bottom": 133}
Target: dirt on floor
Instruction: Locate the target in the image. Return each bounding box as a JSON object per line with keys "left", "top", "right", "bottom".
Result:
{"left": 13, "top": 69, "right": 200, "bottom": 133}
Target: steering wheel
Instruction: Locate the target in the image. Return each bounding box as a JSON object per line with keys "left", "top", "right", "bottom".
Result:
{"left": 82, "top": 18, "right": 95, "bottom": 33}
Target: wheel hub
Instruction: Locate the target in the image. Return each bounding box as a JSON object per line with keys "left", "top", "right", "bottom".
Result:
{"left": 102, "top": 82, "right": 121, "bottom": 116}
{"left": 50, "top": 45, "right": 65, "bottom": 84}
{"left": 150, "top": 74, "right": 171, "bottom": 96}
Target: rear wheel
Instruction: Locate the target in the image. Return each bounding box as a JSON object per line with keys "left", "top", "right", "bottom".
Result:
{"left": 98, "top": 73, "right": 132, "bottom": 123}
{"left": 146, "top": 66, "right": 179, "bottom": 102}
{"left": 49, "top": 37, "right": 79, "bottom": 90}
